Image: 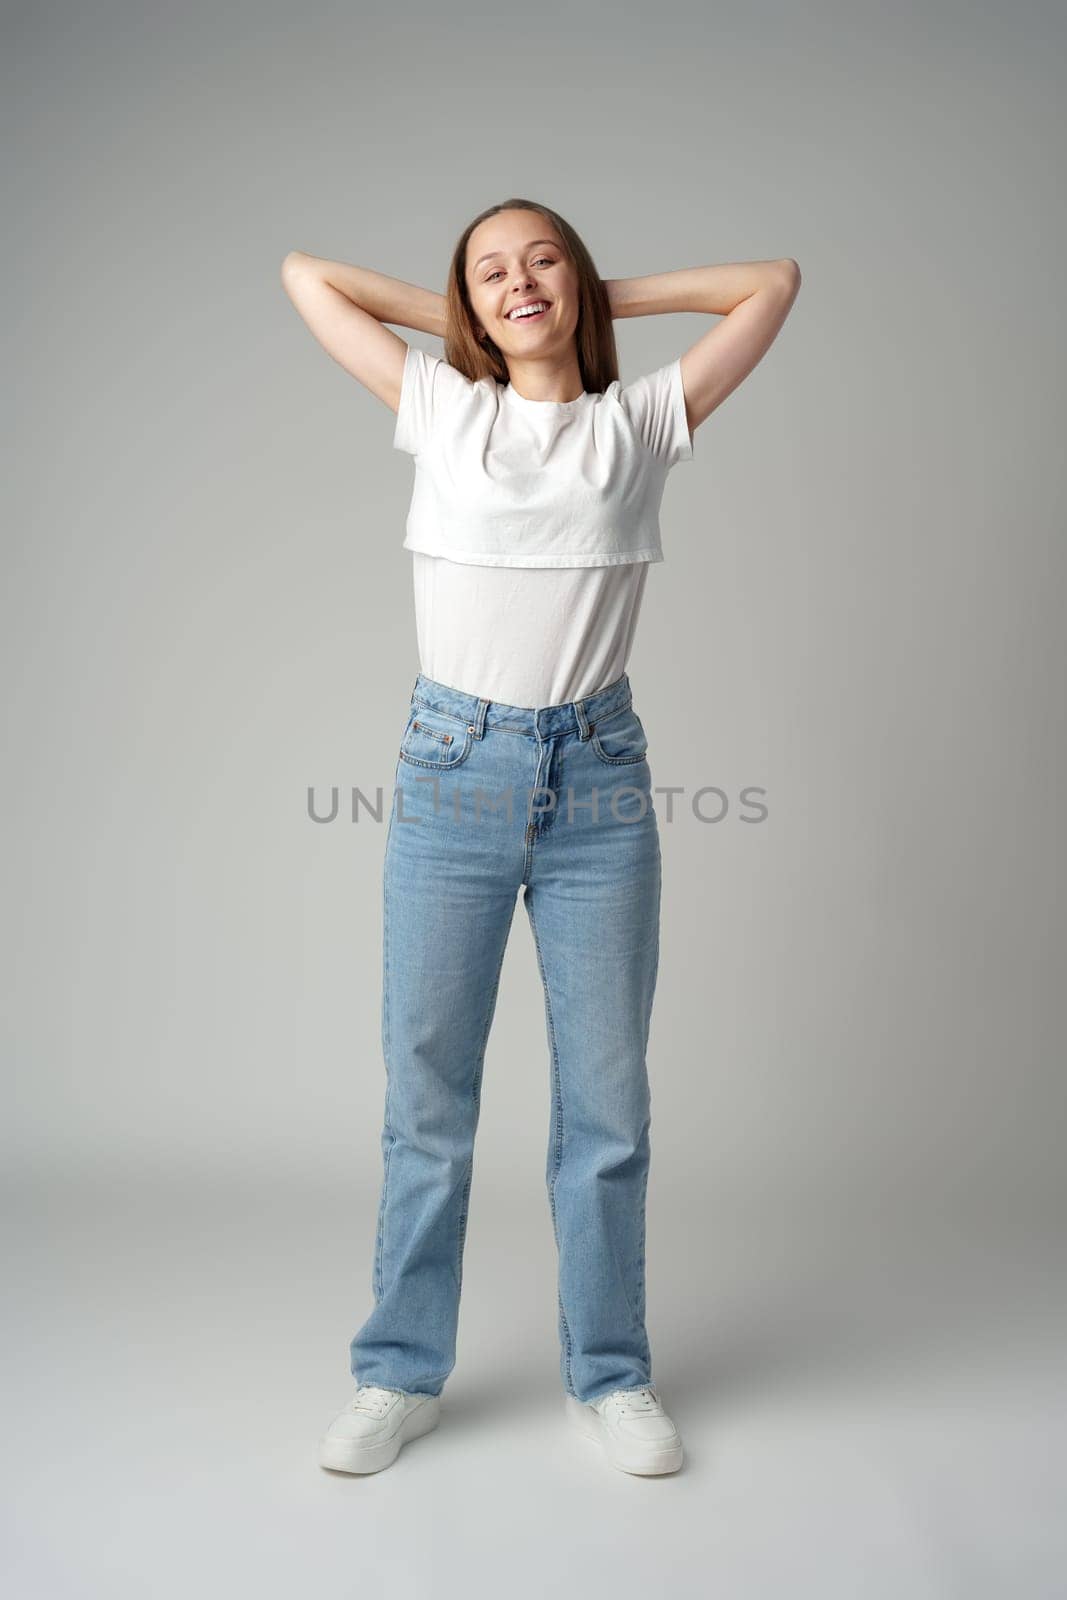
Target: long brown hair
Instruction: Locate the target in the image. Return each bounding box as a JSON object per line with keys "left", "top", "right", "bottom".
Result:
{"left": 444, "top": 198, "right": 619, "bottom": 394}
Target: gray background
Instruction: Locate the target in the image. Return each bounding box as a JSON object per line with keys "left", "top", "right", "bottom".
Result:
{"left": 4, "top": 1, "right": 1065, "bottom": 1595}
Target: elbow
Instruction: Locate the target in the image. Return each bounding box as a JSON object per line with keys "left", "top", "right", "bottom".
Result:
{"left": 281, "top": 249, "right": 311, "bottom": 285}
{"left": 768, "top": 259, "right": 801, "bottom": 306}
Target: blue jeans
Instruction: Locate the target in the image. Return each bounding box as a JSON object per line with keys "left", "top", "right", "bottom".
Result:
{"left": 349, "top": 670, "right": 661, "bottom": 1406}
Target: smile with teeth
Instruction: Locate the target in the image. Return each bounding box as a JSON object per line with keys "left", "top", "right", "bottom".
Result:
{"left": 506, "top": 302, "right": 550, "bottom": 321}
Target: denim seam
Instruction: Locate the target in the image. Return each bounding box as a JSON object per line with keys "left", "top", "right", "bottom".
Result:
{"left": 525, "top": 890, "right": 575, "bottom": 1398}
{"left": 410, "top": 675, "right": 632, "bottom": 745}
{"left": 374, "top": 1384, "right": 444, "bottom": 1400}
{"left": 398, "top": 734, "right": 474, "bottom": 771}
{"left": 456, "top": 899, "right": 515, "bottom": 1290}
{"left": 410, "top": 698, "right": 471, "bottom": 727}
{"left": 374, "top": 782, "right": 399, "bottom": 1306}
{"left": 588, "top": 695, "right": 635, "bottom": 731}
{"left": 637, "top": 1164, "right": 651, "bottom": 1369}
{"left": 585, "top": 1382, "right": 658, "bottom": 1404}
{"left": 634, "top": 841, "right": 661, "bottom": 1370}
{"left": 410, "top": 720, "right": 454, "bottom": 743}
{"left": 590, "top": 744, "right": 648, "bottom": 768}
{"left": 588, "top": 700, "right": 647, "bottom": 767}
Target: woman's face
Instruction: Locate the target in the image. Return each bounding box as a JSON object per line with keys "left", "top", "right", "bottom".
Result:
{"left": 464, "top": 210, "right": 580, "bottom": 363}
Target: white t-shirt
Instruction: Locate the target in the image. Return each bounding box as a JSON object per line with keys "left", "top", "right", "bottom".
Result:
{"left": 410, "top": 554, "right": 650, "bottom": 709}
{"left": 392, "top": 344, "right": 694, "bottom": 706}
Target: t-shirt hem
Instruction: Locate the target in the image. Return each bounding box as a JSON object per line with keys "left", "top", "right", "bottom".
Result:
{"left": 668, "top": 357, "right": 694, "bottom": 464}
{"left": 391, "top": 342, "right": 420, "bottom": 455}
{"left": 403, "top": 540, "right": 664, "bottom": 568}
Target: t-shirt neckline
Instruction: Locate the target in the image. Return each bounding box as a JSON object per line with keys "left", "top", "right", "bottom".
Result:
{"left": 501, "top": 382, "right": 589, "bottom": 412}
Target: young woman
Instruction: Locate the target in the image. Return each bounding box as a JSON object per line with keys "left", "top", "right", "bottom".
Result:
{"left": 282, "top": 199, "right": 800, "bottom": 1477}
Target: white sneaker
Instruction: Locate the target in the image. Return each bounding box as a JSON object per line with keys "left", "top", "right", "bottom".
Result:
{"left": 566, "top": 1383, "right": 684, "bottom": 1475}
{"left": 318, "top": 1384, "right": 441, "bottom": 1474}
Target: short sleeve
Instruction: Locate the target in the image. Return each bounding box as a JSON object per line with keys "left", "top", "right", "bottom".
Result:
{"left": 619, "top": 358, "right": 694, "bottom": 469}
{"left": 392, "top": 344, "right": 478, "bottom": 457}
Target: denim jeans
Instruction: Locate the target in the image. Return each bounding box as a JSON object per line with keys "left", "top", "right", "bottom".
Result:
{"left": 349, "top": 669, "right": 661, "bottom": 1406}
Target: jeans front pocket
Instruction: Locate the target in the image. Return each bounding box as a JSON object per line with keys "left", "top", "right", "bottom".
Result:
{"left": 399, "top": 703, "right": 474, "bottom": 769}
{"left": 589, "top": 702, "right": 649, "bottom": 766}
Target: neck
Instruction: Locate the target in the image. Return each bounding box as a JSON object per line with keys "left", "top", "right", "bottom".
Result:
{"left": 505, "top": 354, "right": 584, "bottom": 403}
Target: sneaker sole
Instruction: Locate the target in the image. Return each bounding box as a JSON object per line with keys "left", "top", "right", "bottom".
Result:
{"left": 565, "top": 1394, "right": 684, "bottom": 1475}
{"left": 318, "top": 1395, "right": 441, "bottom": 1475}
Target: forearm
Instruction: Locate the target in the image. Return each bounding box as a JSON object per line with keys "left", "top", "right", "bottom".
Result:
{"left": 605, "top": 258, "right": 798, "bottom": 319}
{"left": 283, "top": 251, "right": 447, "bottom": 338}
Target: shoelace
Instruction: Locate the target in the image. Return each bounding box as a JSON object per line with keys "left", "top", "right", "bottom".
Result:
{"left": 604, "top": 1385, "right": 660, "bottom": 1415}
{"left": 349, "top": 1384, "right": 400, "bottom": 1416}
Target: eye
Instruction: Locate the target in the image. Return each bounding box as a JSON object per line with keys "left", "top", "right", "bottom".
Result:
{"left": 485, "top": 256, "right": 556, "bottom": 282}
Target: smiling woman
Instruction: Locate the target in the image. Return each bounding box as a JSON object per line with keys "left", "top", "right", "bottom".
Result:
{"left": 282, "top": 194, "right": 800, "bottom": 1476}
{"left": 445, "top": 201, "right": 610, "bottom": 405}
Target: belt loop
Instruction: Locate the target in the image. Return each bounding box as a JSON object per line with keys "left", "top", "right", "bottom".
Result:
{"left": 574, "top": 693, "right": 592, "bottom": 741}
{"left": 468, "top": 696, "right": 489, "bottom": 739}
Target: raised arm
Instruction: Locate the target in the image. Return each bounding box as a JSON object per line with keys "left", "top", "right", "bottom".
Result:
{"left": 280, "top": 251, "right": 447, "bottom": 414}
{"left": 605, "top": 259, "right": 801, "bottom": 435}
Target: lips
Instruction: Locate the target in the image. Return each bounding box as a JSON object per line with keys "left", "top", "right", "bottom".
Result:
{"left": 506, "top": 301, "right": 551, "bottom": 323}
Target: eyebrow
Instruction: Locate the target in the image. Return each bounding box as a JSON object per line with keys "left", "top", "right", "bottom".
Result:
{"left": 472, "top": 238, "right": 560, "bottom": 271}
